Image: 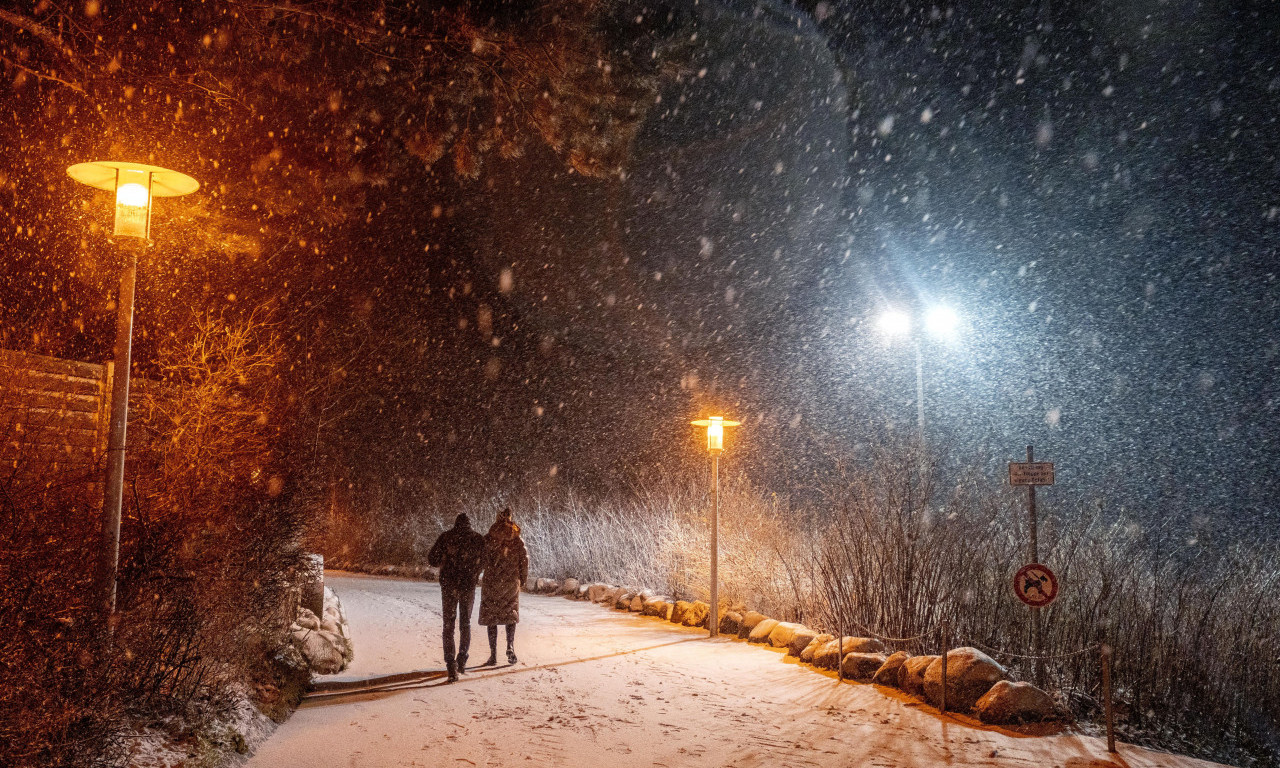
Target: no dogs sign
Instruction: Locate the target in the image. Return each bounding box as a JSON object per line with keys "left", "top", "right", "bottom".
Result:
{"left": 1013, "top": 563, "right": 1059, "bottom": 608}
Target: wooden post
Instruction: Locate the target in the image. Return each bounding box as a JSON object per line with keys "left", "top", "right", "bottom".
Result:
{"left": 837, "top": 609, "right": 844, "bottom": 682}
{"left": 939, "top": 620, "right": 949, "bottom": 714}
{"left": 1102, "top": 643, "right": 1116, "bottom": 753}
{"left": 301, "top": 553, "right": 325, "bottom": 618}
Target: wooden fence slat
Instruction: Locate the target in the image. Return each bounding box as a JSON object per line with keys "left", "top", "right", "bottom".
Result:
{"left": 7, "top": 407, "right": 100, "bottom": 432}
{"left": 0, "top": 368, "right": 104, "bottom": 398}
{"left": 0, "top": 388, "right": 101, "bottom": 414}
{"left": 6, "top": 428, "right": 102, "bottom": 449}
{"left": 0, "top": 349, "right": 105, "bottom": 381}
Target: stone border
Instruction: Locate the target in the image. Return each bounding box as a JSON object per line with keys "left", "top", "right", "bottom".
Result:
{"left": 527, "top": 576, "right": 1067, "bottom": 727}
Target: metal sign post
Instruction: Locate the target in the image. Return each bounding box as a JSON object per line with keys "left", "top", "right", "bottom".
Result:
{"left": 1009, "top": 446, "right": 1055, "bottom": 686}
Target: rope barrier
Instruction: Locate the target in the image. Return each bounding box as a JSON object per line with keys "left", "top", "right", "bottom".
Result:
{"left": 837, "top": 615, "right": 938, "bottom": 644}
{"left": 829, "top": 615, "right": 1100, "bottom": 663}
{"left": 968, "top": 637, "right": 1100, "bottom": 661}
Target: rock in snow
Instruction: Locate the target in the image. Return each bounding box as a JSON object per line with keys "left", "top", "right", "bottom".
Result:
{"left": 787, "top": 629, "right": 819, "bottom": 657}
{"left": 923, "top": 648, "right": 1007, "bottom": 713}
{"left": 738, "top": 611, "right": 768, "bottom": 639}
{"left": 841, "top": 652, "right": 889, "bottom": 682}
{"left": 974, "top": 680, "right": 1062, "bottom": 724}
{"left": 812, "top": 637, "right": 882, "bottom": 670}
{"left": 767, "top": 622, "right": 806, "bottom": 648}
{"left": 683, "top": 601, "right": 711, "bottom": 628}
{"left": 748, "top": 618, "right": 780, "bottom": 643}
{"left": 873, "top": 651, "right": 910, "bottom": 686}
{"left": 899, "top": 655, "right": 938, "bottom": 696}
{"left": 800, "top": 634, "right": 834, "bottom": 663}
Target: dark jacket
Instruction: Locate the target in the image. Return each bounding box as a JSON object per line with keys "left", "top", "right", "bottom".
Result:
{"left": 478, "top": 521, "right": 529, "bottom": 626}
{"left": 427, "top": 515, "right": 486, "bottom": 586}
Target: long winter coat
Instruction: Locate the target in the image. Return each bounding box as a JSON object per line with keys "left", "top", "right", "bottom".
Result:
{"left": 478, "top": 523, "right": 529, "bottom": 626}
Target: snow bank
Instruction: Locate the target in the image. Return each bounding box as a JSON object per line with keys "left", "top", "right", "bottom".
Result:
{"left": 289, "top": 586, "right": 354, "bottom": 676}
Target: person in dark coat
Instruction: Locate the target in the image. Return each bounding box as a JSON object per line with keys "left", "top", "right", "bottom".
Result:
{"left": 427, "top": 512, "right": 486, "bottom": 682}
{"left": 479, "top": 508, "right": 529, "bottom": 666}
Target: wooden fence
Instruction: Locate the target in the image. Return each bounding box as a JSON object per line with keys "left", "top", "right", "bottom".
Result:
{"left": 0, "top": 349, "right": 110, "bottom": 496}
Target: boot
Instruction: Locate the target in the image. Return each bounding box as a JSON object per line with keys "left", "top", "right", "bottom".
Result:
{"left": 446, "top": 662, "right": 459, "bottom": 683}
{"left": 507, "top": 646, "right": 517, "bottom": 665}
{"left": 482, "top": 652, "right": 498, "bottom": 667}
{"left": 456, "top": 653, "right": 468, "bottom": 675}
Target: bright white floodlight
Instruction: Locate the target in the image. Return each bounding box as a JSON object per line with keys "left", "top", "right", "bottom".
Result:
{"left": 879, "top": 309, "right": 912, "bottom": 336}
{"left": 925, "top": 306, "right": 959, "bottom": 338}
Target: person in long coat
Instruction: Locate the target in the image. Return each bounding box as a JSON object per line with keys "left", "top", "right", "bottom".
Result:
{"left": 479, "top": 508, "right": 529, "bottom": 666}
{"left": 427, "top": 513, "right": 486, "bottom": 681}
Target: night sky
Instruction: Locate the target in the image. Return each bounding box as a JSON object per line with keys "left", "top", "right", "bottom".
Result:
{"left": 1, "top": 0, "right": 1277, "bottom": 535}
{"left": 457, "top": 0, "right": 1280, "bottom": 530}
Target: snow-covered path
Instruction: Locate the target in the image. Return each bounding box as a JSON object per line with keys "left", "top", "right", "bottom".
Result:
{"left": 246, "top": 572, "right": 1227, "bottom": 768}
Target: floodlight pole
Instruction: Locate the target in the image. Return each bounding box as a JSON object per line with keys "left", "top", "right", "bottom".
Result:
{"left": 96, "top": 240, "right": 142, "bottom": 624}
{"left": 710, "top": 447, "right": 720, "bottom": 638}
{"left": 913, "top": 337, "right": 924, "bottom": 437}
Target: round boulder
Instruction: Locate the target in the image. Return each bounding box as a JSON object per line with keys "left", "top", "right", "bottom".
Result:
{"left": 873, "top": 651, "right": 910, "bottom": 687}
{"left": 738, "top": 611, "right": 768, "bottom": 639}
{"left": 787, "top": 629, "right": 819, "bottom": 657}
{"left": 670, "top": 601, "right": 694, "bottom": 624}
{"left": 812, "top": 637, "right": 881, "bottom": 670}
{"left": 720, "top": 612, "right": 744, "bottom": 636}
{"left": 683, "top": 601, "right": 711, "bottom": 627}
{"left": 616, "top": 591, "right": 635, "bottom": 610}
{"left": 642, "top": 598, "right": 672, "bottom": 620}
{"left": 767, "top": 622, "right": 806, "bottom": 649}
{"left": 923, "top": 648, "right": 1007, "bottom": 712}
{"left": 587, "top": 583, "right": 614, "bottom": 603}
{"left": 840, "top": 652, "right": 888, "bottom": 682}
{"left": 898, "top": 655, "right": 937, "bottom": 696}
{"left": 559, "top": 578, "right": 580, "bottom": 596}
{"left": 974, "top": 680, "right": 1062, "bottom": 724}
{"left": 748, "top": 618, "right": 780, "bottom": 644}
{"left": 800, "top": 634, "right": 834, "bottom": 663}
{"left": 629, "top": 594, "right": 646, "bottom": 612}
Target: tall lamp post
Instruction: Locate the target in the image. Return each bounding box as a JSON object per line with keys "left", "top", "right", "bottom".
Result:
{"left": 67, "top": 161, "right": 199, "bottom": 624}
{"left": 878, "top": 305, "right": 959, "bottom": 439}
{"left": 690, "top": 415, "right": 740, "bottom": 637}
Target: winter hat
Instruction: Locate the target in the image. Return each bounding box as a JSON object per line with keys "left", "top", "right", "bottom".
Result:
{"left": 455, "top": 512, "right": 471, "bottom": 528}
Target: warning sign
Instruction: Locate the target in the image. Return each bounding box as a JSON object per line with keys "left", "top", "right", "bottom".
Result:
{"left": 1009, "top": 461, "right": 1055, "bottom": 486}
{"left": 1013, "top": 563, "right": 1059, "bottom": 608}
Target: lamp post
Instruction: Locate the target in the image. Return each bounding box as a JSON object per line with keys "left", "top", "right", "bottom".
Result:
{"left": 690, "top": 415, "right": 740, "bottom": 637}
{"left": 878, "top": 305, "right": 959, "bottom": 438}
{"left": 67, "top": 161, "right": 199, "bottom": 625}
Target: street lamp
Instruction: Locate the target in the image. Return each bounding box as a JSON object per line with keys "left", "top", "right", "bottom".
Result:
{"left": 690, "top": 415, "right": 740, "bottom": 637}
{"left": 67, "top": 161, "right": 199, "bottom": 624}
{"left": 878, "top": 305, "right": 959, "bottom": 436}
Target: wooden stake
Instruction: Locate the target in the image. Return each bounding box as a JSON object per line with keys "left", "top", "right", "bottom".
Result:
{"left": 939, "top": 620, "right": 949, "bottom": 714}
{"left": 1102, "top": 643, "right": 1116, "bottom": 753}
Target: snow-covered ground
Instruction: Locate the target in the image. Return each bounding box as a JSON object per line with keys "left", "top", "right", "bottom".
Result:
{"left": 244, "top": 572, "right": 1229, "bottom": 768}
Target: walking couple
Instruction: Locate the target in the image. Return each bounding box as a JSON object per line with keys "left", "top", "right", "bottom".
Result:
{"left": 427, "top": 508, "right": 529, "bottom": 682}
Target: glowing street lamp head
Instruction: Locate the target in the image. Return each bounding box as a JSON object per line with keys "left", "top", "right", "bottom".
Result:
{"left": 879, "top": 309, "right": 912, "bottom": 336}
{"left": 67, "top": 161, "right": 199, "bottom": 240}
{"left": 924, "top": 305, "right": 960, "bottom": 338}
{"left": 691, "top": 415, "right": 741, "bottom": 454}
